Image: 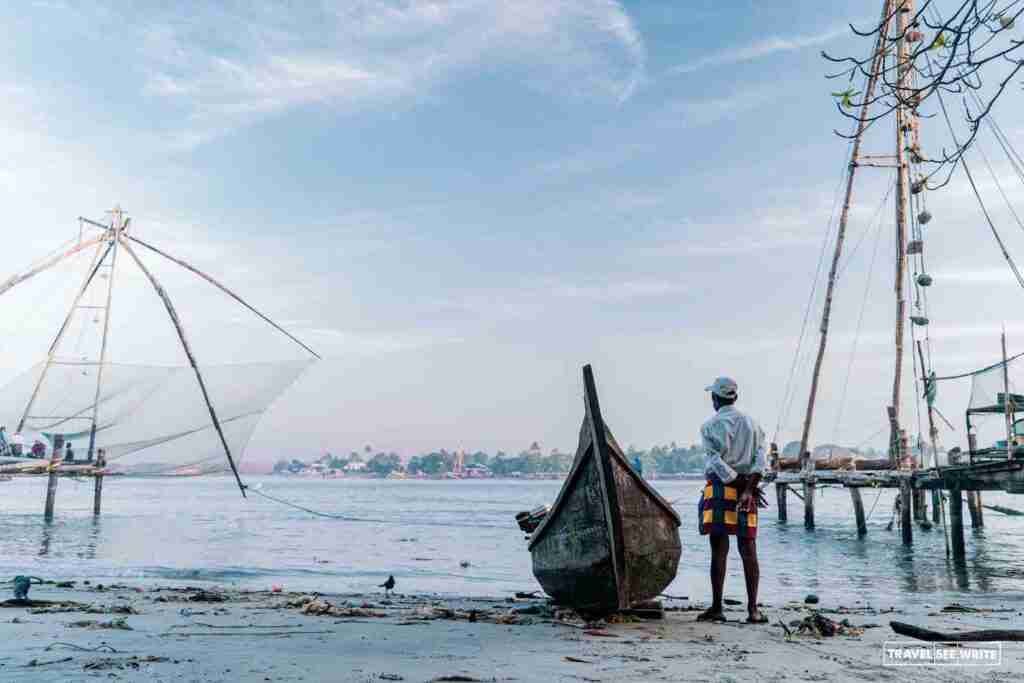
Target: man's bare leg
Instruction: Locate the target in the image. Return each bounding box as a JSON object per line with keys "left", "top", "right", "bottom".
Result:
{"left": 737, "top": 537, "right": 765, "bottom": 623}
{"left": 697, "top": 534, "right": 728, "bottom": 621}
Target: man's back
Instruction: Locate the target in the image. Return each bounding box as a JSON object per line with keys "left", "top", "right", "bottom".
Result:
{"left": 701, "top": 405, "right": 766, "bottom": 478}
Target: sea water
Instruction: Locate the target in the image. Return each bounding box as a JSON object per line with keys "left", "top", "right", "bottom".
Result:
{"left": 0, "top": 475, "right": 1021, "bottom": 611}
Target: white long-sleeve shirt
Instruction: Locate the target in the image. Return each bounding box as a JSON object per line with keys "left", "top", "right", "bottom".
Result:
{"left": 701, "top": 405, "right": 767, "bottom": 483}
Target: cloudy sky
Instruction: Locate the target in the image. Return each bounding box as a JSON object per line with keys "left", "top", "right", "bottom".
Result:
{"left": 2, "top": 1, "right": 1023, "bottom": 467}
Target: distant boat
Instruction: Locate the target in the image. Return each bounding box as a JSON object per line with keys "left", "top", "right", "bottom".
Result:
{"left": 523, "top": 365, "right": 681, "bottom": 614}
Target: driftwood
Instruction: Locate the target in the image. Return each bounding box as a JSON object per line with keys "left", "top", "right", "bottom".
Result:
{"left": 982, "top": 504, "right": 1024, "bottom": 516}
{"left": 890, "top": 621, "right": 1024, "bottom": 642}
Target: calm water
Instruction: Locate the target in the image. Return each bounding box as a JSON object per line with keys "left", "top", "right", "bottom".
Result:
{"left": 1, "top": 475, "right": 1022, "bottom": 611}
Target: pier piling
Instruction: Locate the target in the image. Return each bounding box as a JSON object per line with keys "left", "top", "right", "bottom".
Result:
{"left": 776, "top": 483, "right": 788, "bottom": 522}
{"left": 899, "top": 479, "right": 913, "bottom": 545}
{"left": 931, "top": 490, "right": 941, "bottom": 524}
{"left": 966, "top": 491, "right": 984, "bottom": 529}
{"left": 949, "top": 487, "right": 966, "bottom": 560}
{"left": 92, "top": 449, "right": 105, "bottom": 516}
{"left": 43, "top": 435, "right": 64, "bottom": 521}
{"left": 803, "top": 479, "right": 815, "bottom": 530}
{"left": 850, "top": 487, "right": 867, "bottom": 536}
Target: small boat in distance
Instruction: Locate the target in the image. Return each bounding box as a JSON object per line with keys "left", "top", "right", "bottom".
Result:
{"left": 523, "top": 365, "right": 681, "bottom": 614}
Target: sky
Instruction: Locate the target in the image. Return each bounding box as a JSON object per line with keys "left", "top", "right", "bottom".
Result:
{"left": 1, "top": 1, "right": 1024, "bottom": 469}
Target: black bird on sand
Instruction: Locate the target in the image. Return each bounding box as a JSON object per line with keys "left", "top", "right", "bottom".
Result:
{"left": 379, "top": 575, "right": 396, "bottom": 597}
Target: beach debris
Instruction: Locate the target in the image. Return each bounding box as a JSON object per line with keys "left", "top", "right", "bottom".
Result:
{"left": 891, "top": 621, "right": 1024, "bottom": 642}
{"left": 514, "top": 591, "right": 540, "bottom": 599}
{"left": 564, "top": 656, "right": 592, "bottom": 664}
{"left": 187, "top": 589, "right": 227, "bottom": 603}
{"left": 24, "top": 656, "right": 73, "bottom": 668}
{"left": 45, "top": 642, "right": 118, "bottom": 653}
{"left": 459, "top": 561, "right": 471, "bottom": 568}
{"left": 804, "top": 594, "right": 820, "bottom": 605}
{"left": 271, "top": 585, "right": 283, "bottom": 593}
{"left": 65, "top": 618, "right": 133, "bottom": 630}
{"left": 723, "top": 598, "right": 741, "bottom": 606}
{"left": 379, "top": 675, "right": 404, "bottom": 681}
{"left": 83, "top": 656, "right": 174, "bottom": 671}
{"left": 299, "top": 597, "right": 386, "bottom": 618}
{"left": 791, "top": 612, "right": 863, "bottom": 638}
{"left": 429, "top": 676, "right": 495, "bottom": 682}
{"left": 29, "top": 602, "right": 138, "bottom": 615}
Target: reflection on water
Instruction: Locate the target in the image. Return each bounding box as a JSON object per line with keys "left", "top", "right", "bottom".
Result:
{"left": 0, "top": 476, "right": 1021, "bottom": 611}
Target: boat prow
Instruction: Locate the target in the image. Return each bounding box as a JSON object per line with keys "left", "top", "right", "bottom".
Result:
{"left": 526, "top": 364, "right": 681, "bottom": 613}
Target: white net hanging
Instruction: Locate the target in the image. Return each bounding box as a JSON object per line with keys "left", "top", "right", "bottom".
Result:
{"left": 0, "top": 359, "right": 311, "bottom": 474}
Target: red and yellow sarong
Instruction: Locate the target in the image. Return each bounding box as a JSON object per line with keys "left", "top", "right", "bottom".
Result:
{"left": 698, "top": 474, "right": 758, "bottom": 538}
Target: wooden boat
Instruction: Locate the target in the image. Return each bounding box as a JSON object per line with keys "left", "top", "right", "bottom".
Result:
{"left": 526, "top": 365, "right": 681, "bottom": 614}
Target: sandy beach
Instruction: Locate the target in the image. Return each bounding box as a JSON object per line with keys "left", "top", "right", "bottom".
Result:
{"left": 0, "top": 582, "right": 1018, "bottom": 682}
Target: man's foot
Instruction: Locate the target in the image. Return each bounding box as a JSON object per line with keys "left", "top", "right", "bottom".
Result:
{"left": 746, "top": 608, "right": 768, "bottom": 624}
{"left": 696, "top": 607, "right": 727, "bottom": 622}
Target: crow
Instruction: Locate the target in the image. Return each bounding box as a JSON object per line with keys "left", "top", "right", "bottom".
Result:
{"left": 379, "top": 575, "right": 396, "bottom": 597}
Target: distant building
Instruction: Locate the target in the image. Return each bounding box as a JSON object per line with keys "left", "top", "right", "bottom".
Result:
{"left": 344, "top": 461, "right": 367, "bottom": 472}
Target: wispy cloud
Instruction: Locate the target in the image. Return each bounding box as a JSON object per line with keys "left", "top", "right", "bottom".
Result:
{"left": 133, "top": 1, "right": 646, "bottom": 147}
{"left": 669, "top": 27, "right": 846, "bottom": 75}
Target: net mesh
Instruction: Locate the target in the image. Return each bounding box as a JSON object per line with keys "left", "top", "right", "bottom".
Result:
{"left": 0, "top": 360, "right": 310, "bottom": 473}
{"left": 968, "top": 360, "right": 1024, "bottom": 453}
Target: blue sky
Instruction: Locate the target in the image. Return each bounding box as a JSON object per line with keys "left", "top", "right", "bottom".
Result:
{"left": 2, "top": 1, "right": 1024, "bottom": 466}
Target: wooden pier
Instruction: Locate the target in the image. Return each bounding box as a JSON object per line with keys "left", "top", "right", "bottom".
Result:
{"left": 0, "top": 457, "right": 109, "bottom": 518}
{"left": 769, "top": 456, "right": 1023, "bottom": 560}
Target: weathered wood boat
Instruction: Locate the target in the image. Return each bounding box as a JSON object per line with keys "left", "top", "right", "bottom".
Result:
{"left": 526, "top": 365, "right": 681, "bottom": 613}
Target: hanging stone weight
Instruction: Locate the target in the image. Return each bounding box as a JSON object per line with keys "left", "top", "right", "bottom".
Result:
{"left": 916, "top": 273, "right": 933, "bottom": 287}
{"left": 911, "top": 179, "right": 925, "bottom": 195}
{"left": 918, "top": 209, "right": 932, "bottom": 224}
{"left": 999, "top": 15, "right": 1014, "bottom": 29}
{"left": 911, "top": 315, "right": 930, "bottom": 326}
{"left": 907, "top": 240, "right": 923, "bottom": 255}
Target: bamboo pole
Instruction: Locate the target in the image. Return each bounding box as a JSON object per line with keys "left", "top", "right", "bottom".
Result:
{"left": 1002, "top": 329, "right": 1014, "bottom": 461}
{"left": 966, "top": 491, "right": 984, "bottom": 529}
{"left": 87, "top": 211, "right": 121, "bottom": 462}
{"left": 43, "top": 435, "right": 64, "bottom": 521}
{"left": 796, "top": 2, "right": 893, "bottom": 466}
{"left": 93, "top": 451, "right": 105, "bottom": 516}
{"left": 17, "top": 241, "right": 112, "bottom": 434}
{"left": 126, "top": 235, "right": 320, "bottom": 359}
{"left": 0, "top": 234, "right": 105, "bottom": 300}
{"left": 118, "top": 237, "right": 247, "bottom": 497}
{"left": 900, "top": 478, "right": 913, "bottom": 545}
{"left": 890, "top": 0, "right": 914, "bottom": 464}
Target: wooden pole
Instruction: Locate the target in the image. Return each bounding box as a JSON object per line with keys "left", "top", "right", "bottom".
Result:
{"left": 92, "top": 450, "right": 105, "bottom": 516}
{"left": 890, "top": 0, "right": 913, "bottom": 462}
{"left": 966, "top": 491, "right": 984, "bottom": 529}
{"left": 796, "top": 3, "right": 892, "bottom": 466}
{"left": 17, "top": 241, "right": 111, "bottom": 433}
{"left": 43, "top": 435, "right": 64, "bottom": 521}
{"left": 803, "top": 459, "right": 816, "bottom": 530}
{"left": 949, "top": 487, "right": 966, "bottom": 560}
{"left": 1002, "top": 329, "right": 1014, "bottom": 461}
{"left": 931, "top": 490, "right": 942, "bottom": 524}
{"left": 0, "top": 233, "right": 105, "bottom": 300}
{"left": 88, "top": 211, "right": 121, "bottom": 462}
{"left": 850, "top": 486, "right": 867, "bottom": 535}
{"left": 900, "top": 478, "right": 913, "bottom": 545}
{"left": 118, "top": 237, "right": 247, "bottom": 497}
{"left": 776, "top": 483, "right": 788, "bottom": 522}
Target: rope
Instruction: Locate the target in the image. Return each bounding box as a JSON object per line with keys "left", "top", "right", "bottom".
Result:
{"left": 773, "top": 159, "right": 850, "bottom": 444}
{"left": 865, "top": 486, "right": 885, "bottom": 522}
{"left": 247, "top": 486, "right": 390, "bottom": 522}
{"left": 933, "top": 350, "right": 1024, "bottom": 381}
{"left": 833, "top": 181, "right": 893, "bottom": 443}
{"left": 936, "top": 91, "right": 1024, "bottom": 291}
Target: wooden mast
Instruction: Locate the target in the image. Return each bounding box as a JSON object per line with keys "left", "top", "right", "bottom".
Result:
{"left": 891, "top": 0, "right": 914, "bottom": 466}
{"left": 118, "top": 236, "right": 248, "bottom": 497}
{"left": 87, "top": 208, "right": 123, "bottom": 462}
{"left": 796, "top": 0, "right": 893, "bottom": 468}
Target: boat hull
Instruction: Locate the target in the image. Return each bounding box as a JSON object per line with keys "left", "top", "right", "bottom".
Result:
{"left": 527, "top": 365, "right": 681, "bottom": 613}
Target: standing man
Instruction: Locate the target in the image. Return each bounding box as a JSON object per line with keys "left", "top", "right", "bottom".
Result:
{"left": 697, "top": 377, "right": 768, "bottom": 624}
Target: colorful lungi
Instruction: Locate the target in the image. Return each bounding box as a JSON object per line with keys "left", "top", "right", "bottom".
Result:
{"left": 698, "top": 474, "right": 758, "bottom": 538}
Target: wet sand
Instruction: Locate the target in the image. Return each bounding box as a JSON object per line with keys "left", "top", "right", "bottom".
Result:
{"left": 0, "top": 583, "right": 1019, "bottom": 682}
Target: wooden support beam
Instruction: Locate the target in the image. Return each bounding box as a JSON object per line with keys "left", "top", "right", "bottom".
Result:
{"left": 803, "top": 478, "right": 815, "bottom": 530}
{"left": 966, "top": 491, "right": 984, "bottom": 528}
{"left": 776, "top": 483, "right": 788, "bottom": 522}
{"left": 900, "top": 479, "right": 913, "bottom": 545}
{"left": 949, "top": 487, "right": 966, "bottom": 560}
{"left": 43, "top": 435, "right": 64, "bottom": 521}
{"left": 850, "top": 487, "right": 867, "bottom": 536}
{"left": 931, "top": 490, "right": 942, "bottom": 524}
{"left": 92, "top": 452, "right": 105, "bottom": 516}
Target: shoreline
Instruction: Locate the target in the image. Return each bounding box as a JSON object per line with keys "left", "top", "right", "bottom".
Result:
{"left": 0, "top": 582, "right": 1019, "bottom": 681}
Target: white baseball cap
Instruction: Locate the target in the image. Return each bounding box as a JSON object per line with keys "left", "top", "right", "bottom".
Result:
{"left": 705, "top": 376, "right": 738, "bottom": 399}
